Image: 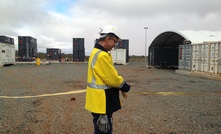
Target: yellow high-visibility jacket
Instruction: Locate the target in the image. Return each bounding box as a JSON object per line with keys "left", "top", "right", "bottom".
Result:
{"left": 85, "top": 44, "right": 130, "bottom": 114}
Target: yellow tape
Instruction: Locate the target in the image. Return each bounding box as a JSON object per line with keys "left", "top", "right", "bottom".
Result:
{"left": 0, "top": 89, "right": 86, "bottom": 99}
{"left": 0, "top": 90, "right": 219, "bottom": 99}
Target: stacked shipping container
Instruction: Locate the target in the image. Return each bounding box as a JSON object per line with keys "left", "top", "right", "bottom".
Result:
{"left": 179, "top": 41, "right": 221, "bottom": 75}
{"left": 18, "top": 36, "right": 37, "bottom": 61}
{"left": 73, "top": 38, "right": 85, "bottom": 62}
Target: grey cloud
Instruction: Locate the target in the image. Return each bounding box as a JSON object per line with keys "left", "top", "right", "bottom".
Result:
{"left": 0, "top": 0, "right": 221, "bottom": 55}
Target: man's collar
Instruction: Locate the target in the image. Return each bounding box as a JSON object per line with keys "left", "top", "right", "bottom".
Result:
{"left": 94, "top": 43, "right": 108, "bottom": 53}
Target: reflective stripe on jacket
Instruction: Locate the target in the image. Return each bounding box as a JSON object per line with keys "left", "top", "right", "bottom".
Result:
{"left": 85, "top": 45, "right": 125, "bottom": 114}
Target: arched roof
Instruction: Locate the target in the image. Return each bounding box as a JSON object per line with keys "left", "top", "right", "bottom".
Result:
{"left": 149, "top": 30, "right": 221, "bottom": 48}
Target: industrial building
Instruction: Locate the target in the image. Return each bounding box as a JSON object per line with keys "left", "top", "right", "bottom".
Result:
{"left": 73, "top": 38, "right": 85, "bottom": 62}
{"left": 148, "top": 30, "right": 221, "bottom": 75}
{"left": 148, "top": 31, "right": 221, "bottom": 67}
{"left": 0, "top": 36, "right": 15, "bottom": 67}
{"left": 46, "top": 48, "right": 61, "bottom": 61}
{"left": 18, "top": 36, "right": 37, "bottom": 61}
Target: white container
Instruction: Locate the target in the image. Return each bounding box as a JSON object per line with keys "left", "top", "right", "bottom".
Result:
{"left": 199, "top": 44, "right": 209, "bottom": 72}
{"left": 0, "top": 42, "right": 15, "bottom": 66}
{"left": 110, "top": 49, "right": 126, "bottom": 64}
{"left": 190, "top": 41, "right": 221, "bottom": 75}
{"left": 206, "top": 42, "right": 221, "bottom": 75}
{"left": 191, "top": 43, "right": 210, "bottom": 73}
{"left": 178, "top": 41, "right": 221, "bottom": 78}
{"left": 191, "top": 43, "right": 203, "bottom": 72}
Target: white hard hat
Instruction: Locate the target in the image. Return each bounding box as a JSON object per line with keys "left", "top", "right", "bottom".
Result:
{"left": 99, "top": 25, "right": 120, "bottom": 39}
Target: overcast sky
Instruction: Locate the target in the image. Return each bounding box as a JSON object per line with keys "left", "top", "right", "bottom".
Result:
{"left": 0, "top": 0, "right": 221, "bottom": 55}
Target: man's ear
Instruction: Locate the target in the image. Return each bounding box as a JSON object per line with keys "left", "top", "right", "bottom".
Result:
{"left": 105, "top": 36, "right": 110, "bottom": 43}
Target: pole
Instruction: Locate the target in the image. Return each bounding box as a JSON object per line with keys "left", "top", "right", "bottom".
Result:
{"left": 144, "top": 27, "right": 148, "bottom": 63}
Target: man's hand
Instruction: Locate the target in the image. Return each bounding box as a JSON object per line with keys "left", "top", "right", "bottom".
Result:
{"left": 121, "top": 91, "right": 127, "bottom": 99}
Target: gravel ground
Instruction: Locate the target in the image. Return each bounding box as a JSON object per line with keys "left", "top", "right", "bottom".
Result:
{"left": 0, "top": 63, "right": 220, "bottom": 134}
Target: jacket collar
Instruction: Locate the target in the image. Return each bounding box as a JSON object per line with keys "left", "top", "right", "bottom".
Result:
{"left": 94, "top": 43, "right": 108, "bottom": 53}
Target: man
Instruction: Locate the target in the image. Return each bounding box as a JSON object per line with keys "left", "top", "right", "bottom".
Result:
{"left": 85, "top": 25, "right": 131, "bottom": 134}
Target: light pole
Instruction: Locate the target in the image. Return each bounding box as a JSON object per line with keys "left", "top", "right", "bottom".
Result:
{"left": 144, "top": 27, "right": 148, "bottom": 63}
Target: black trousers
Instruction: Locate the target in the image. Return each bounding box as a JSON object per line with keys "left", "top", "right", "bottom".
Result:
{"left": 92, "top": 113, "right": 113, "bottom": 134}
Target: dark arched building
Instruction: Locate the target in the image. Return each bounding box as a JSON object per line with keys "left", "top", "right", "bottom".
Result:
{"left": 148, "top": 30, "right": 221, "bottom": 68}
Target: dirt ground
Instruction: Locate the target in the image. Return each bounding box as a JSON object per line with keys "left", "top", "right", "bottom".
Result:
{"left": 0, "top": 63, "right": 220, "bottom": 134}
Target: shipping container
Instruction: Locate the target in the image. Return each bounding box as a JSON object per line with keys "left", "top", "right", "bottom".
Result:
{"left": 191, "top": 43, "right": 211, "bottom": 73}
{"left": 73, "top": 38, "right": 85, "bottom": 51}
{"left": 78, "top": 50, "right": 85, "bottom": 62}
{"left": 192, "top": 43, "right": 202, "bottom": 72}
{"left": 0, "top": 36, "right": 14, "bottom": 44}
{"left": 73, "top": 38, "right": 85, "bottom": 62}
{"left": 46, "top": 48, "right": 61, "bottom": 61}
{"left": 0, "top": 42, "right": 15, "bottom": 66}
{"left": 179, "top": 45, "right": 192, "bottom": 70}
{"left": 179, "top": 41, "right": 221, "bottom": 75}
{"left": 115, "top": 39, "right": 129, "bottom": 62}
{"left": 110, "top": 49, "right": 126, "bottom": 64}
{"left": 73, "top": 50, "right": 85, "bottom": 62}
{"left": 207, "top": 42, "right": 221, "bottom": 75}
{"left": 18, "top": 36, "right": 37, "bottom": 61}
